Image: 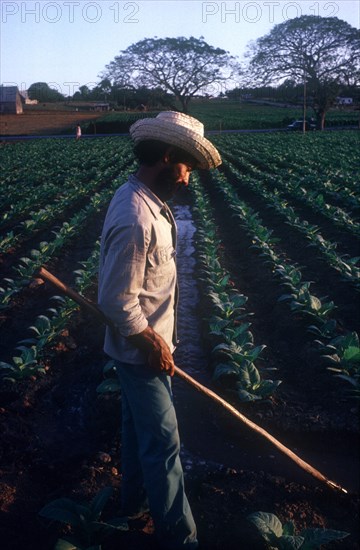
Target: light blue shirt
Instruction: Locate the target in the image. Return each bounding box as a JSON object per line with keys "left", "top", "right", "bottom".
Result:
{"left": 98, "top": 175, "right": 178, "bottom": 364}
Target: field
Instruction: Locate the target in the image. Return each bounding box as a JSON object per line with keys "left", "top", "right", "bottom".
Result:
{"left": 0, "top": 108, "right": 103, "bottom": 137}
{"left": 0, "top": 100, "right": 358, "bottom": 136}
{"left": 0, "top": 128, "right": 359, "bottom": 549}
{"left": 82, "top": 102, "right": 359, "bottom": 133}
{"left": 189, "top": 101, "right": 359, "bottom": 130}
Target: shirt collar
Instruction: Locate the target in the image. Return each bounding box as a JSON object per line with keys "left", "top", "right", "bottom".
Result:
{"left": 129, "top": 174, "right": 166, "bottom": 220}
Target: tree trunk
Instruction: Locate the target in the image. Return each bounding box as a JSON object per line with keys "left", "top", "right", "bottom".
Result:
{"left": 178, "top": 95, "right": 190, "bottom": 114}
{"left": 315, "top": 109, "right": 326, "bottom": 131}
{"left": 320, "top": 110, "right": 326, "bottom": 131}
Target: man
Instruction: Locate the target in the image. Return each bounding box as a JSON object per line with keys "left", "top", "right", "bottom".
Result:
{"left": 75, "top": 124, "right": 81, "bottom": 140}
{"left": 98, "top": 111, "right": 221, "bottom": 549}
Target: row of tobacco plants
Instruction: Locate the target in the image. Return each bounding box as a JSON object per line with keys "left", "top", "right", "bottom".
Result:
{"left": 206, "top": 130, "right": 360, "bottom": 400}
{"left": 0, "top": 137, "right": 135, "bottom": 381}
{"left": 190, "top": 171, "right": 282, "bottom": 402}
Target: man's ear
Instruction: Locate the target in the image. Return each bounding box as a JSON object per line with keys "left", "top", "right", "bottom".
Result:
{"left": 162, "top": 147, "right": 175, "bottom": 164}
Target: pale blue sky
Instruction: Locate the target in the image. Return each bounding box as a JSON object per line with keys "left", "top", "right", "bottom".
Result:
{"left": 1, "top": 0, "right": 359, "bottom": 95}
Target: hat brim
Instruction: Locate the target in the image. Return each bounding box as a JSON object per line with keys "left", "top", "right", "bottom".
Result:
{"left": 130, "top": 118, "right": 221, "bottom": 170}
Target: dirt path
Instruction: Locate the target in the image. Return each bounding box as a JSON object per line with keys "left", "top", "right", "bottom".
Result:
{"left": 0, "top": 111, "right": 101, "bottom": 136}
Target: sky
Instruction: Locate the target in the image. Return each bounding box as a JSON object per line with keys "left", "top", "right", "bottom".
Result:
{"left": 1, "top": 0, "right": 359, "bottom": 95}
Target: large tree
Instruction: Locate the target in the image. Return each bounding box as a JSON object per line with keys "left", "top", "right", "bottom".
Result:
{"left": 103, "top": 36, "right": 235, "bottom": 112}
{"left": 245, "top": 16, "right": 360, "bottom": 129}
{"left": 28, "top": 82, "right": 64, "bottom": 102}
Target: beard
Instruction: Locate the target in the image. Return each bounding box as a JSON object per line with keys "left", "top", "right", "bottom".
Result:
{"left": 151, "top": 165, "right": 182, "bottom": 202}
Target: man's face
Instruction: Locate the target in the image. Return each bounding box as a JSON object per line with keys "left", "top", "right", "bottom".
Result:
{"left": 152, "top": 162, "right": 193, "bottom": 201}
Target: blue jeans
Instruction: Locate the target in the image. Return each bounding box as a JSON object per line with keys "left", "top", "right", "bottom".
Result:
{"left": 115, "top": 361, "right": 198, "bottom": 550}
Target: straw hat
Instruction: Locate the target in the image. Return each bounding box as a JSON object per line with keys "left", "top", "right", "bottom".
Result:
{"left": 129, "top": 111, "right": 222, "bottom": 170}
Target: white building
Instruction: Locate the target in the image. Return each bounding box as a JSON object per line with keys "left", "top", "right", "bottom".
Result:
{"left": 0, "top": 86, "right": 23, "bottom": 114}
{"left": 336, "top": 97, "right": 353, "bottom": 105}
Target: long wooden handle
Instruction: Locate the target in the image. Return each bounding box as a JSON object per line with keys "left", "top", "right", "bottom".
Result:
{"left": 174, "top": 366, "right": 347, "bottom": 493}
{"left": 37, "top": 266, "right": 348, "bottom": 494}
{"left": 39, "top": 267, "right": 110, "bottom": 326}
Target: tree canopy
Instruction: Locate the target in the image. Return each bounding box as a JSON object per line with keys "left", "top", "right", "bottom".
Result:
{"left": 245, "top": 16, "right": 360, "bottom": 127}
{"left": 28, "top": 82, "right": 64, "bottom": 102}
{"left": 103, "top": 36, "right": 235, "bottom": 112}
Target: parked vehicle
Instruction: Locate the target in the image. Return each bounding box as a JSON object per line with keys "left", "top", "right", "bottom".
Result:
{"left": 286, "top": 120, "right": 316, "bottom": 131}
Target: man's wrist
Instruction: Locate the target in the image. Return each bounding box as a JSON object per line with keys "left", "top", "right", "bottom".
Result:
{"left": 128, "top": 326, "right": 163, "bottom": 354}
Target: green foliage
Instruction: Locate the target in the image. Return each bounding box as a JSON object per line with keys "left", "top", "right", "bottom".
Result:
{"left": 279, "top": 283, "right": 337, "bottom": 320}
{"left": 246, "top": 15, "right": 359, "bottom": 127}
{"left": 321, "top": 332, "right": 360, "bottom": 373}
{"left": 204, "top": 143, "right": 359, "bottom": 399}
{"left": 0, "top": 130, "right": 358, "bottom": 405}
{"left": 39, "top": 487, "right": 128, "bottom": 549}
{"left": 0, "top": 278, "right": 19, "bottom": 309}
{"left": 105, "top": 36, "right": 234, "bottom": 112}
{"left": 307, "top": 320, "right": 337, "bottom": 340}
{"left": 208, "top": 291, "right": 248, "bottom": 321}
{"left": 23, "top": 315, "right": 58, "bottom": 348}
{"left": 317, "top": 332, "right": 360, "bottom": 397}
{"left": 247, "top": 511, "right": 349, "bottom": 549}
{"left": 0, "top": 244, "right": 101, "bottom": 382}
{"left": 191, "top": 172, "right": 281, "bottom": 402}
{"left": 96, "top": 360, "right": 121, "bottom": 394}
{"left": 28, "top": 82, "right": 65, "bottom": 102}
{"left": 212, "top": 344, "right": 280, "bottom": 402}
{"left": 92, "top": 101, "right": 358, "bottom": 133}
{"left": 0, "top": 346, "right": 45, "bottom": 382}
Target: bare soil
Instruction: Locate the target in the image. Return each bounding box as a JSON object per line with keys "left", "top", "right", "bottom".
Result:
{"left": 0, "top": 110, "right": 102, "bottom": 136}
{"left": 0, "top": 182, "right": 359, "bottom": 549}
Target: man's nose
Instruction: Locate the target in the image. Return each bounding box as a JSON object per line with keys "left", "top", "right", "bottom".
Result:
{"left": 182, "top": 173, "right": 191, "bottom": 186}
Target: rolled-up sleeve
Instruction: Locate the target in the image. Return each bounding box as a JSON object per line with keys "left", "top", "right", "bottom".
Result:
{"left": 98, "top": 222, "right": 149, "bottom": 337}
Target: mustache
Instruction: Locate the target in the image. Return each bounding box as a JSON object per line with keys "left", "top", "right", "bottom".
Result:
{"left": 153, "top": 167, "right": 181, "bottom": 200}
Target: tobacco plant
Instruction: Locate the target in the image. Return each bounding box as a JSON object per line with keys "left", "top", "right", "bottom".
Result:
{"left": 316, "top": 332, "right": 360, "bottom": 398}
{"left": 205, "top": 165, "right": 360, "bottom": 398}
{"left": 211, "top": 340, "right": 280, "bottom": 402}
{"left": 96, "top": 360, "right": 121, "bottom": 394}
{"left": 247, "top": 511, "right": 349, "bottom": 549}
{"left": 0, "top": 161, "right": 137, "bottom": 312}
{"left": 0, "top": 244, "right": 100, "bottom": 381}
{"left": 221, "top": 156, "right": 360, "bottom": 290}
{"left": 0, "top": 137, "right": 132, "bottom": 231}
{"left": 279, "top": 282, "right": 336, "bottom": 320}
{"left": 0, "top": 346, "right": 45, "bottom": 382}
{"left": 39, "top": 487, "right": 128, "bottom": 550}
{"left": 190, "top": 173, "right": 280, "bottom": 402}
{"left": 215, "top": 132, "right": 359, "bottom": 236}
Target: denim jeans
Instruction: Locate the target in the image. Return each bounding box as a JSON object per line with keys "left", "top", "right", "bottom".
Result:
{"left": 115, "top": 361, "right": 198, "bottom": 549}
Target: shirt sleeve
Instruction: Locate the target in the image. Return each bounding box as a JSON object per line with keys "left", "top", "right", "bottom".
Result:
{"left": 98, "top": 222, "right": 149, "bottom": 337}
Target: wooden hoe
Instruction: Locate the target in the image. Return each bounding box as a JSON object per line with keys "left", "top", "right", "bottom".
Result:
{"left": 38, "top": 266, "right": 348, "bottom": 495}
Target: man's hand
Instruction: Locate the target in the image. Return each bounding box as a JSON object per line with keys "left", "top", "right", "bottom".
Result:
{"left": 128, "top": 326, "right": 175, "bottom": 376}
{"left": 148, "top": 338, "right": 175, "bottom": 376}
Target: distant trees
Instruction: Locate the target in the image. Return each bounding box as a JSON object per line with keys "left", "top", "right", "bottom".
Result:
{"left": 109, "top": 86, "right": 172, "bottom": 110}
{"left": 27, "top": 17, "right": 359, "bottom": 124}
{"left": 28, "top": 82, "right": 64, "bottom": 102}
{"left": 103, "top": 36, "right": 235, "bottom": 112}
{"left": 244, "top": 16, "right": 360, "bottom": 128}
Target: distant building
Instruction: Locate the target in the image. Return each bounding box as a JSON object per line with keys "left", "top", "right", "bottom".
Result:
{"left": 0, "top": 86, "right": 23, "bottom": 114}
{"left": 19, "top": 90, "right": 38, "bottom": 105}
{"left": 336, "top": 97, "right": 353, "bottom": 105}
{"left": 71, "top": 101, "right": 110, "bottom": 112}
{"left": 91, "top": 103, "right": 110, "bottom": 112}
